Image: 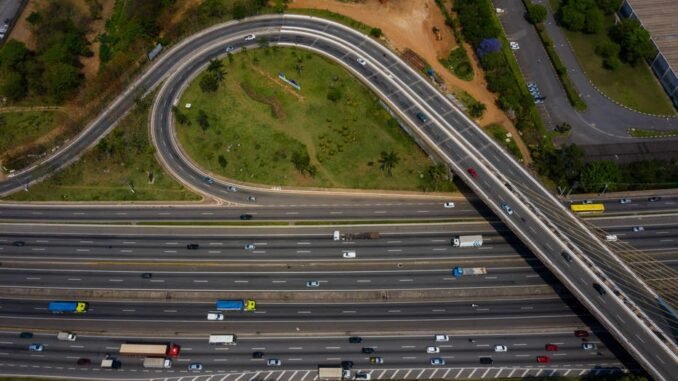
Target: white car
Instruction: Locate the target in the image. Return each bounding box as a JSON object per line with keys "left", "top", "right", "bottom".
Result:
{"left": 267, "top": 359, "right": 282, "bottom": 366}
{"left": 357, "top": 57, "right": 367, "bottom": 66}
{"left": 426, "top": 346, "right": 440, "bottom": 354}
{"left": 244, "top": 34, "right": 256, "bottom": 41}
{"left": 443, "top": 202, "right": 455, "bottom": 208}
{"left": 207, "top": 312, "right": 224, "bottom": 321}
{"left": 619, "top": 198, "right": 631, "bottom": 204}
{"left": 501, "top": 203, "right": 513, "bottom": 215}
{"left": 306, "top": 280, "right": 320, "bottom": 288}
{"left": 510, "top": 41, "right": 520, "bottom": 50}
{"left": 494, "top": 345, "right": 508, "bottom": 352}
{"left": 434, "top": 334, "right": 449, "bottom": 342}
{"left": 632, "top": 226, "right": 645, "bottom": 232}
{"left": 342, "top": 250, "right": 356, "bottom": 258}
{"left": 244, "top": 243, "right": 256, "bottom": 250}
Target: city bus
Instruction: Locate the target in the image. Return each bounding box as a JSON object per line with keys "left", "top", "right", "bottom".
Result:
{"left": 570, "top": 203, "right": 605, "bottom": 213}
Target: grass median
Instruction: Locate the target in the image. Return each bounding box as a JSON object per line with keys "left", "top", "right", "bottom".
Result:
{"left": 176, "top": 46, "right": 455, "bottom": 192}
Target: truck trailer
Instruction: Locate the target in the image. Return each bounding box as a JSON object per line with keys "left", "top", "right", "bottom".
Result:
{"left": 215, "top": 299, "right": 256, "bottom": 311}
{"left": 451, "top": 235, "right": 483, "bottom": 247}
{"left": 318, "top": 365, "right": 350, "bottom": 380}
{"left": 48, "top": 301, "right": 89, "bottom": 313}
{"left": 143, "top": 357, "right": 172, "bottom": 368}
{"left": 452, "top": 266, "right": 487, "bottom": 277}
{"left": 333, "top": 231, "right": 380, "bottom": 241}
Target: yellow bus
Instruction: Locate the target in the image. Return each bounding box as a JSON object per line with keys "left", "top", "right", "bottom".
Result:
{"left": 570, "top": 203, "right": 605, "bottom": 213}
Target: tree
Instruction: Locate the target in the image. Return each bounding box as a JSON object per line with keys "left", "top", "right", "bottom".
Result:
{"left": 584, "top": 8, "right": 603, "bottom": 33}
{"left": 327, "top": 87, "right": 342, "bottom": 102}
{"left": 43, "top": 62, "right": 81, "bottom": 102}
{"left": 420, "top": 164, "right": 448, "bottom": 191}
{"left": 594, "top": 40, "right": 620, "bottom": 58}
{"left": 598, "top": 0, "right": 622, "bottom": 15}
{"left": 580, "top": 160, "right": 621, "bottom": 192}
{"left": 218, "top": 154, "right": 228, "bottom": 169}
{"left": 559, "top": 4, "right": 586, "bottom": 31}
{"left": 199, "top": 71, "right": 220, "bottom": 92}
{"left": 610, "top": 19, "right": 655, "bottom": 65}
{"left": 527, "top": 4, "right": 548, "bottom": 24}
{"left": 291, "top": 150, "right": 311, "bottom": 175}
{"left": 1, "top": 71, "right": 27, "bottom": 100}
{"left": 369, "top": 28, "right": 383, "bottom": 38}
{"left": 172, "top": 106, "right": 189, "bottom": 125}
{"left": 207, "top": 58, "right": 223, "bottom": 74}
{"left": 26, "top": 11, "right": 42, "bottom": 25}
{"left": 469, "top": 102, "right": 486, "bottom": 118}
{"left": 378, "top": 150, "right": 400, "bottom": 176}
{"left": 196, "top": 110, "right": 210, "bottom": 131}
{"left": 0, "top": 40, "right": 29, "bottom": 70}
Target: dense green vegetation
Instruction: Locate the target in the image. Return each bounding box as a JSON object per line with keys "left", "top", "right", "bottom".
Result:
{"left": 551, "top": 0, "right": 674, "bottom": 114}
{"left": 0, "top": 111, "right": 58, "bottom": 154}
{"left": 440, "top": 47, "right": 474, "bottom": 81}
{"left": 454, "top": 0, "right": 548, "bottom": 151}
{"left": 176, "top": 47, "right": 454, "bottom": 192}
{"left": 6, "top": 97, "right": 198, "bottom": 202}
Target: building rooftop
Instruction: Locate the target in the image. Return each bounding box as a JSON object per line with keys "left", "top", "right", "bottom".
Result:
{"left": 625, "top": 0, "right": 678, "bottom": 71}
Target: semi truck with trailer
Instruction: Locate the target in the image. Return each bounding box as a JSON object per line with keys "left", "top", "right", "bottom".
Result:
{"left": 100, "top": 358, "right": 122, "bottom": 369}
{"left": 451, "top": 235, "right": 483, "bottom": 247}
{"left": 452, "top": 266, "right": 487, "bottom": 277}
{"left": 333, "top": 231, "right": 380, "bottom": 241}
{"left": 215, "top": 299, "right": 256, "bottom": 311}
{"left": 48, "top": 301, "right": 89, "bottom": 313}
{"left": 119, "top": 343, "right": 181, "bottom": 357}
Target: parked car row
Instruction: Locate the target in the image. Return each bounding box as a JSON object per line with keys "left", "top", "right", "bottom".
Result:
{"left": 527, "top": 82, "right": 546, "bottom": 104}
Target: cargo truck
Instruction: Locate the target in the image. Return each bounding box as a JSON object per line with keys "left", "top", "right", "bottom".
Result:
{"left": 208, "top": 334, "right": 237, "bottom": 345}
{"left": 318, "top": 365, "right": 351, "bottom": 380}
{"left": 119, "top": 343, "right": 181, "bottom": 357}
{"left": 451, "top": 235, "right": 483, "bottom": 247}
{"left": 48, "top": 301, "right": 89, "bottom": 313}
{"left": 452, "top": 266, "right": 487, "bottom": 277}
{"left": 100, "top": 358, "right": 122, "bottom": 369}
{"left": 215, "top": 299, "right": 256, "bottom": 311}
{"left": 333, "top": 231, "right": 380, "bottom": 241}
{"left": 57, "top": 331, "right": 77, "bottom": 341}
{"left": 143, "top": 357, "right": 172, "bottom": 368}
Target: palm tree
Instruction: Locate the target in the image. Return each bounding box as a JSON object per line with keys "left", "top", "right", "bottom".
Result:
{"left": 207, "top": 59, "right": 225, "bottom": 81}
{"left": 378, "top": 151, "right": 400, "bottom": 176}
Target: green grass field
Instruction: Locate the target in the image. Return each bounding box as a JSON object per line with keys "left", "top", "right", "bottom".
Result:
{"left": 0, "top": 111, "right": 59, "bottom": 155}
{"left": 5, "top": 98, "right": 199, "bottom": 202}
{"left": 176, "top": 47, "right": 454, "bottom": 192}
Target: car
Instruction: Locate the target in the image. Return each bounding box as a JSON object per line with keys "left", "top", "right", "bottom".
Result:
{"left": 28, "top": 344, "right": 44, "bottom": 352}
{"left": 574, "top": 330, "right": 589, "bottom": 337}
{"left": 443, "top": 202, "right": 455, "bottom": 208}
{"left": 141, "top": 273, "right": 153, "bottom": 279}
{"left": 252, "top": 351, "right": 264, "bottom": 358}
{"left": 536, "top": 356, "right": 551, "bottom": 363}
{"left": 434, "top": 334, "right": 449, "bottom": 342}
{"left": 510, "top": 41, "right": 520, "bottom": 50}
{"left": 545, "top": 344, "right": 559, "bottom": 351}
{"left": 12, "top": 240, "right": 26, "bottom": 246}
{"left": 582, "top": 199, "right": 594, "bottom": 204}
{"left": 341, "top": 360, "right": 354, "bottom": 369}
{"left": 225, "top": 46, "right": 235, "bottom": 52}
{"left": 593, "top": 282, "right": 607, "bottom": 296}
{"left": 306, "top": 280, "right": 320, "bottom": 288}
{"left": 619, "top": 198, "right": 631, "bottom": 204}
{"left": 240, "top": 214, "right": 253, "bottom": 220}
{"left": 415, "top": 112, "right": 429, "bottom": 123}
{"left": 204, "top": 177, "right": 214, "bottom": 185}
{"left": 426, "top": 346, "right": 440, "bottom": 354}
{"left": 76, "top": 358, "right": 91, "bottom": 366}
{"left": 605, "top": 234, "right": 618, "bottom": 242}
{"left": 479, "top": 357, "right": 493, "bottom": 364}
{"left": 430, "top": 357, "right": 445, "bottom": 366}
{"left": 494, "top": 345, "right": 508, "bottom": 352}
{"left": 354, "top": 372, "right": 371, "bottom": 380}
{"left": 248, "top": 195, "right": 257, "bottom": 202}
{"left": 648, "top": 196, "right": 662, "bottom": 202}
{"left": 227, "top": 186, "right": 238, "bottom": 192}
{"left": 349, "top": 336, "right": 363, "bottom": 343}
{"left": 467, "top": 168, "right": 478, "bottom": 178}
{"left": 244, "top": 243, "right": 256, "bottom": 250}
{"left": 207, "top": 312, "right": 224, "bottom": 321}
{"left": 501, "top": 202, "right": 513, "bottom": 215}
{"left": 356, "top": 57, "right": 367, "bottom": 66}
{"left": 19, "top": 332, "right": 33, "bottom": 339}
{"left": 244, "top": 34, "right": 256, "bottom": 41}
{"left": 561, "top": 251, "right": 573, "bottom": 263}
{"left": 186, "top": 243, "right": 200, "bottom": 249}
{"left": 188, "top": 362, "right": 204, "bottom": 371}
{"left": 632, "top": 226, "right": 645, "bottom": 232}
{"left": 369, "top": 357, "right": 384, "bottom": 364}
{"left": 582, "top": 343, "right": 597, "bottom": 350}
{"left": 267, "top": 358, "right": 281, "bottom": 366}
{"left": 362, "top": 347, "right": 375, "bottom": 354}
{"left": 342, "top": 250, "right": 356, "bottom": 258}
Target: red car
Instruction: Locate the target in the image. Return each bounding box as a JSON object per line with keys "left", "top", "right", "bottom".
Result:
{"left": 574, "top": 330, "right": 589, "bottom": 337}
{"left": 536, "top": 356, "right": 551, "bottom": 363}
{"left": 545, "top": 344, "right": 559, "bottom": 351}
{"left": 467, "top": 168, "right": 478, "bottom": 178}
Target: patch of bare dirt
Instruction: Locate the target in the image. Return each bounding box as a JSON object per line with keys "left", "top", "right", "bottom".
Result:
{"left": 160, "top": 0, "right": 202, "bottom": 38}
{"left": 7, "top": 0, "right": 39, "bottom": 50}
{"left": 289, "top": 0, "right": 531, "bottom": 163}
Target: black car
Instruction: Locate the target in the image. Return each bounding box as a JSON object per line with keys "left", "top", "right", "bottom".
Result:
{"left": 252, "top": 351, "right": 264, "bottom": 359}
{"left": 348, "top": 336, "right": 362, "bottom": 344}
{"left": 186, "top": 244, "right": 200, "bottom": 250}
{"left": 77, "top": 358, "right": 91, "bottom": 366}
{"left": 341, "top": 361, "right": 354, "bottom": 369}
{"left": 593, "top": 282, "right": 607, "bottom": 296}
{"left": 141, "top": 273, "right": 153, "bottom": 279}
{"left": 415, "top": 112, "right": 429, "bottom": 123}
{"left": 648, "top": 196, "right": 662, "bottom": 202}
{"left": 240, "top": 214, "right": 253, "bottom": 220}
{"left": 19, "top": 332, "right": 33, "bottom": 339}
{"left": 12, "top": 240, "right": 26, "bottom": 247}
{"left": 361, "top": 347, "right": 375, "bottom": 354}
{"left": 479, "top": 357, "right": 493, "bottom": 364}
{"left": 561, "top": 251, "right": 573, "bottom": 263}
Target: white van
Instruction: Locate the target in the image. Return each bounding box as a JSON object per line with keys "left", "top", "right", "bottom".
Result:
{"left": 342, "top": 250, "right": 356, "bottom": 258}
{"left": 435, "top": 334, "right": 449, "bottom": 342}
{"left": 605, "top": 235, "right": 618, "bottom": 242}
{"left": 208, "top": 334, "right": 236, "bottom": 345}
{"left": 207, "top": 312, "right": 224, "bottom": 321}
{"left": 333, "top": 230, "right": 341, "bottom": 241}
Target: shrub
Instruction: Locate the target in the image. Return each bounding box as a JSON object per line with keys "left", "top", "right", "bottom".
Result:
{"left": 527, "top": 4, "right": 548, "bottom": 24}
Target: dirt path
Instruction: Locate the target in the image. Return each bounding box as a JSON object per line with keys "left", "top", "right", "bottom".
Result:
{"left": 289, "top": 0, "right": 531, "bottom": 163}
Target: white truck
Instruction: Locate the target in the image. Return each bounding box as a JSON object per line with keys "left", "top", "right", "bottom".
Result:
{"left": 318, "top": 365, "right": 351, "bottom": 380}
{"left": 451, "top": 235, "right": 483, "bottom": 247}
{"left": 57, "top": 331, "right": 77, "bottom": 341}
{"left": 333, "top": 231, "right": 380, "bottom": 241}
{"left": 452, "top": 266, "right": 487, "bottom": 278}
{"left": 100, "top": 358, "right": 122, "bottom": 369}
{"left": 143, "top": 357, "right": 172, "bottom": 368}
{"left": 208, "top": 334, "right": 237, "bottom": 345}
